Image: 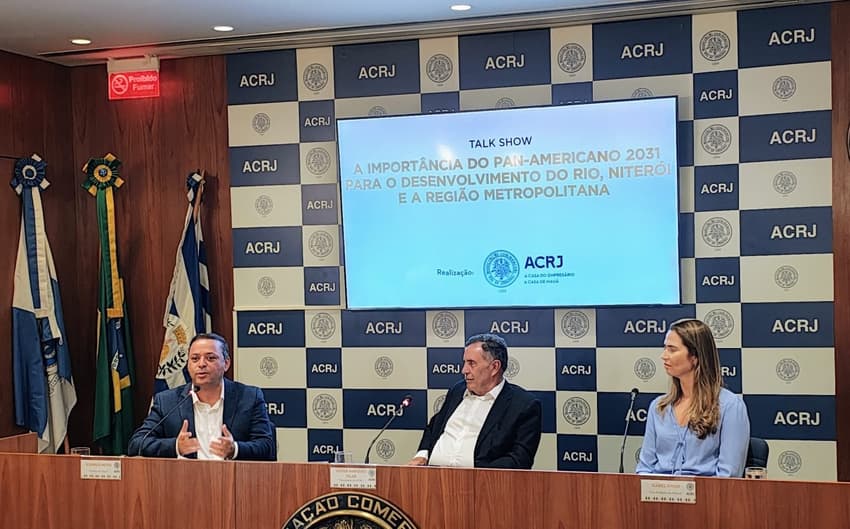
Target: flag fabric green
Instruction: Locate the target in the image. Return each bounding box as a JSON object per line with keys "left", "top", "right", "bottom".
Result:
{"left": 83, "top": 153, "right": 136, "bottom": 455}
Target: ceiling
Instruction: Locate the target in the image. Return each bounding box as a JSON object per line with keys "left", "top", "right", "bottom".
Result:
{"left": 0, "top": 0, "right": 826, "bottom": 66}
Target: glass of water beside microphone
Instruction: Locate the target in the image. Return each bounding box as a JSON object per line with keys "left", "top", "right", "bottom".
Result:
{"left": 334, "top": 450, "right": 353, "bottom": 464}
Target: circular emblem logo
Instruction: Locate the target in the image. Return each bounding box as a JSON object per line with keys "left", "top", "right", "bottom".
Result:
{"left": 374, "top": 356, "right": 394, "bottom": 378}
{"left": 634, "top": 447, "right": 642, "bottom": 464}
{"left": 254, "top": 194, "right": 274, "bottom": 217}
{"left": 259, "top": 356, "right": 278, "bottom": 378}
{"left": 282, "top": 492, "right": 419, "bottom": 529}
{"left": 252, "top": 112, "right": 271, "bottom": 135}
{"left": 699, "top": 30, "right": 731, "bottom": 62}
{"left": 778, "top": 450, "right": 803, "bottom": 474}
{"left": 701, "top": 217, "right": 733, "bottom": 248}
{"left": 773, "top": 170, "right": 798, "bottom": 195}
{"left": 495, "top": 97, "right": 515, "bottom": 109}
{"left": 312, "top": 393, "right": 338, "bottom": 421}
{"left": 305, "top": 147, "right": 331, "bottom": 176}
{"left": 433, "top": 394, "right": 447, "bottom": 415}
{"left": 557, "top": 43, "right": 587, "bottom": 74}
{"left": 308, "top": 230, "right": 334, "bottom": 259}
{"left": 257, "top": 276, "right": 276, "bottom": 297}
{"left": 704, "top": 309, "right": 734, "bottom": 340}
{"left": 562, "top": 397, "right": 592, "bottom": 426}
{"left": 505, "top": 357, "right": 520, "bottom": 380}
{"left": 310, "top": 312, "right": 336, "bottom": 341}
{"left": 432, "top": 311, "right": 459, "bottom": 340}
{"left": 483, "top": 250, "right": 520, "bottom": 288}
{"left": 776, "top": 357, "right": 801, "bottom": 382}
{"left": 774, "top": 265, "right": 799, "bottom": 289}
{"left": 772, "top": 75, "right": 797, "bottom": 100}
{"left": 631, "top": 87, "right": 654, "bottom": 98}
{"left": 368, "top": 105, "right": 387, "bottom": 116}
{"left": 633, "top": 357, "right": 657, "bottom": 381}
{"left": 303, "top": 63, "right": 329, "bottom": 92}
{"left": 426, "top": 53, "right": 453, "bottom": 83}
{"left": 561, "top": 311, "right": 590, "bottom": 339}
{"left": 701, "top": 124, "right": 732, "bottom": 155}
{"left": 375, "top": 438, "right": 396, "bottom": 461}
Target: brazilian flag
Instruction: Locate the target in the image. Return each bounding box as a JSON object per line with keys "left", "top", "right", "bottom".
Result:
{"left": 83, "top": 154, "right": 136, "bottom": 455}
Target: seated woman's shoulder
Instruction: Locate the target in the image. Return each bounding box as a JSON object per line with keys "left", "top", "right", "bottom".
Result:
{"left": 718, "top": 387, "right": 745, "bottom": 406}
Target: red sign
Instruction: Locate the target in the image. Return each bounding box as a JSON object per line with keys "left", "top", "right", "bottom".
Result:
{"left": 108, "top": 70, "right": 160, "bottom": 100}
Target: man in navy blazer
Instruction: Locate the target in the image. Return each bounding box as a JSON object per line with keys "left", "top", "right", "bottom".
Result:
{"left": 128, "top": 333, "right": 276, "bottom": 461}
{"left": 408, "top": 333, "right": 542, "bottom": 469}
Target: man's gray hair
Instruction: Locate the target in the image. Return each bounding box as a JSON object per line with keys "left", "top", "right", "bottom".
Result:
{"left": 465, "top": 333, "right": 508, "bottom": 373}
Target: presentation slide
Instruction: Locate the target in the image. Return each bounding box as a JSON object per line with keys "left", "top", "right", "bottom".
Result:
{"left": 337, "top": 97, "right": 680, "bottom": 310}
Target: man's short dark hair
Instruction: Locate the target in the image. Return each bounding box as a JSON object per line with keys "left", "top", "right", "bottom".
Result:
{"left": 465, "top": 333, "right": 508, "bottom": 374}
{"left": 189, "top": 332, "right": 230, "bottom": 361}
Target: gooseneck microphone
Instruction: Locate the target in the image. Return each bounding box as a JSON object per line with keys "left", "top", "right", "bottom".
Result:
{"left": 135, "top": 384, "right": 199, "bottom": 457}
{"left": 619, "top": 388, "right": 640, "bottom": 473}
{"left": 364, "top": 394, "right": 413, "bottom": 464}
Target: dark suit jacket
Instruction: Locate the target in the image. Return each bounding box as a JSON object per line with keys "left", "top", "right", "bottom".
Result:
{"left": 128, "top": 379, "right": 276, "bottom": 461}
{"left": 417, "top": 379, "right": 542, "bottom": 469}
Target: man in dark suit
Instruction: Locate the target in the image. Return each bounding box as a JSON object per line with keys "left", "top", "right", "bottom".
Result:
{"left": 128, "top": 332, "right": 276, "bottom": 461}
{"left": 408, "top": 333, "right": 542, "bottom": 469}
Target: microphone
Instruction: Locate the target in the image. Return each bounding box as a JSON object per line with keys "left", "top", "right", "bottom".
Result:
{"left": 135, "top": 384, "right": 199, "bottom": 457}
{"left": 364, "top": 394, "right": 412, "bottom": 464}
{"left": 619, "top": 388, "right": 639, "bottom": 473}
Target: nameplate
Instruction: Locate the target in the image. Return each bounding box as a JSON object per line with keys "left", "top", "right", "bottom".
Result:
{"left": 81, "top": 458, "right": 123, "bottom": 480}
{"left": 330, "top": 466, "right": 377, "bottom": 489}
{"left": 640, "top": 479, "right": 696, "bottom": 504}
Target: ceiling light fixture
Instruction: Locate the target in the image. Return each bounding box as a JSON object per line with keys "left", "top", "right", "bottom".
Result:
{"left": 70, "top": 38, "right": 92, "bottom": 45}
{"left": 450, "top": 4, "right": 472, "bottom": 11}
{"left": 212, "top": 25, "right": 235, "bottom": 32}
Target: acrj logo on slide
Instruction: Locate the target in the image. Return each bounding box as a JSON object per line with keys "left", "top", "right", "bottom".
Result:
{"left": 483, "top": 250, "right": 520, "bottom": 288}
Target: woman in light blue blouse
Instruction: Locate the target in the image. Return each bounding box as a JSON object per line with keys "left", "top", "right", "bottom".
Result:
{"left": 636, "top": 319, "right": 750, "bottom": 477}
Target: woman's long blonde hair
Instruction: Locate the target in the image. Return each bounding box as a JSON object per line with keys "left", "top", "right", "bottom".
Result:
{"left": 656, "top": 319, "right": 722, "bottom": 439}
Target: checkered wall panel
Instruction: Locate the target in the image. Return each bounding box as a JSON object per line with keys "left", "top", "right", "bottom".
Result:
{"left": 227, "top": 3, "right": 834, "bottom": 480}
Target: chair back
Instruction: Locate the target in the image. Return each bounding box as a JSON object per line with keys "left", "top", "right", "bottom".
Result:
{"left": 744, "top": 437, "right": 769, "bottom": 473}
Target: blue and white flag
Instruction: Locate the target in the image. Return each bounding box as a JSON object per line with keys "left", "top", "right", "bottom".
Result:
{"left": 12, "top": 154, "right": 77, "bottom": 453}
{"left": 154, "top": 172, "right": 211, "bottom": 393}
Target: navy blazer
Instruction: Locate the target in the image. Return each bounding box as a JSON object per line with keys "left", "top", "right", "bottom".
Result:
{"left": 417, "top": 380, "right": 542, "bottom": 469}
{"left": 128, "top": 379, "right": 276, "bottom": 461}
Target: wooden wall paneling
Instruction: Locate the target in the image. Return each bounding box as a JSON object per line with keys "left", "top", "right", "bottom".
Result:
{"left": 0, "top": 52, "right": 27, "bottom": 437}
{"left": 377, "top": 466, "right": 474, "bottom": 528}
{"left": 67, "top": 55, "right": 232, "bottom": 446}
{"left": 3, "top": 456, "right": 850, "bottom": 529}
{"left": 0, "top": 50, "right": 75, "bottom": 439}
{"left": 67, "top": 64, "right": 112, "bottom": 449}
{"left": 0, "top": 453, "right": 235, "bottom": 529}
{"left": 123, "top": 457, "right": 235, "bottom": 528}
{"left": 235, "top": 462, "right": 331, "bottom": 529}
{"left": 0, "top": 432, "right": 37, "bottom": 453}
{"left": 474, "top": 468, "right": 551, "bottom": 528}
{"left": 234, "top": 463, "right": 474, "bottom": 529}
{"left": 0, "top": 453, "right": 124, "bottom": 528}
{"left": 0, "top": 153, "right": 21, "bottom": 437}
{"left": 833, "top": 0, "right": 850, "bottom": 482}
{"left": 0, "top": 51, "right": 16, "bottom": 153}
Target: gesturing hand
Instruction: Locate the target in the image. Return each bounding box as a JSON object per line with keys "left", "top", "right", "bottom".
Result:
{"left": 177, "top": 419, "right": 201, "bottom": 456}
{"left": 210, "top": 424, "right": 236, "bottom": 460}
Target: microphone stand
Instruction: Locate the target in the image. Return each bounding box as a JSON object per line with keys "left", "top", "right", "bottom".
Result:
{"left": 364, "top": 396, "right": 411, "bottom": 464}
{"left": 619, "top": 388, "right": 639, "bottom": 473}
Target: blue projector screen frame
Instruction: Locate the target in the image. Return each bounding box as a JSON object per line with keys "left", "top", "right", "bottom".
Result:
{"left": 337, "top": 97, "right": 681, "bottom": 310}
